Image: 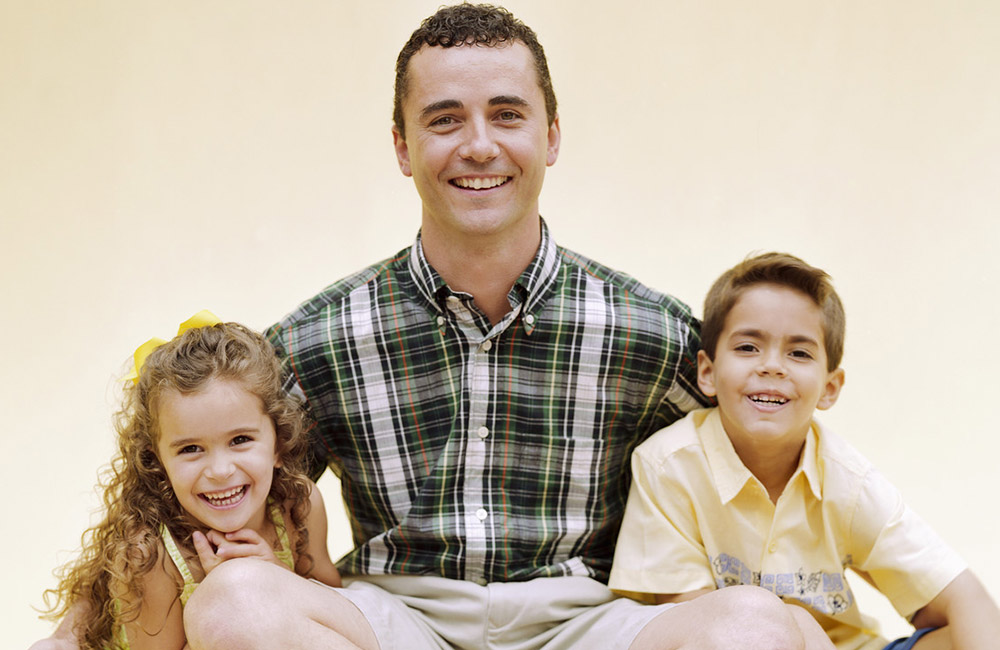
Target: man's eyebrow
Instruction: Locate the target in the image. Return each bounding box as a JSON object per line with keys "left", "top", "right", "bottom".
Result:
{"left": 489, "top": 95, "right": 530, "bottom": 107}
{"left": 419, "top": 99, "right": 463, "bottom": 121}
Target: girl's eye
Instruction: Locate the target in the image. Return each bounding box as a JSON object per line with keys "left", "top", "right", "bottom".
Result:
{"left": 179, "top": 445, "right": 200, "bottom": 455}
{"left": 231, "top": 435, "right": 252, "bottom": 446}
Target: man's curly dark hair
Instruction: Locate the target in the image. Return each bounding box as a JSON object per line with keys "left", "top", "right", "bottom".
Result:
{"left": 393, "top": 3, "right": 557, "bottom": 138}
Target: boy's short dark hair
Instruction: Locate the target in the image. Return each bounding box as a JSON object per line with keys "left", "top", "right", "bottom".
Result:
{"left": 393, "top": 3, "right": 558, "bottom": 138}
{"left": 701, "top": 252, "right": 846, "bottom": 371}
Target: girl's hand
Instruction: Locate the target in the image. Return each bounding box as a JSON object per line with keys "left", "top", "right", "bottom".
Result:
{"left": 192, "top": 529, "right": 283, "bottom": 575}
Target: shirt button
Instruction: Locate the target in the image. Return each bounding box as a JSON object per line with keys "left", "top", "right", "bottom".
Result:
{"left": 524, "top": 314, "right": 535, "bottom": 325}
{"left": 477, "top": 426, "right": 490, "bottom": 439}
{"left": 476, "top": 577, "right": 488, "bottom": 586}
{"left": 436, "top": 316, "right": 446, "bottom": 327}
{"left": 475, "top": 508, "right": 488, "bottom": 521}
{"left": 481, "top": 340, "right": 493, "bottom": 352}
{"left": 768, "top": 542, "right": 778, "bottom": 553}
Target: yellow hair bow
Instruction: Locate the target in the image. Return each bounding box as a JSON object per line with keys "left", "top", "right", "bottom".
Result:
{"left": 123, "top": 310, "right": 222, "bottom": 384}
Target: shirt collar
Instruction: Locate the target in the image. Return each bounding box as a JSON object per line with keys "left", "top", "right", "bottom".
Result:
{"left": 701, "top": 409, "right": 823, "bottom": 504}
{"left": 406, "top": 218, "right": 561, "bottom": 335}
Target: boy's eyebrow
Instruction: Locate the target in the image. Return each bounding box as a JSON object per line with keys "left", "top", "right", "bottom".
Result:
{"left": 729, "top": 329, "right": 821, "bottom": 346}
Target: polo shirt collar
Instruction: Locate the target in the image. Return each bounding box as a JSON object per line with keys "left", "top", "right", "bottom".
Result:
{"left": 701, "top": 409, "right": 823, "bottom": 504}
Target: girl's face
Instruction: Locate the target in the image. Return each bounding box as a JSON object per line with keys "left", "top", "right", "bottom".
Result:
{"left": 156, "top": 378, "right": 280, "bottom": 534}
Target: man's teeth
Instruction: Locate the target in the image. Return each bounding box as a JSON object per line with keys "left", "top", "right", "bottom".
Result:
{"left": 203, "top": 486, "right": 245, "bottom": 505}
{"left": 453, "top": 176, "right": 509, "bottom": 189}
{"left": 750, "top": 395, "right": 788, "bottom": 405}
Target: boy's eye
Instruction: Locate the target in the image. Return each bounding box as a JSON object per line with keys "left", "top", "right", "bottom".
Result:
{"left": 734, "top": 343, "right": 757, "bottom": 353}
{"left": 790, "top": 349, "right": 814, "bottom": 359}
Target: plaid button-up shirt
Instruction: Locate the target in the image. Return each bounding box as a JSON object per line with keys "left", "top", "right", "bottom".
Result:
{"left": 267, "top": 222, "right": 707, "bottom": 584}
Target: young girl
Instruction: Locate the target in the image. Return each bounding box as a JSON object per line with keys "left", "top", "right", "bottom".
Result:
{"left": 38, "top": 313, "right": 342, "bottom": 650}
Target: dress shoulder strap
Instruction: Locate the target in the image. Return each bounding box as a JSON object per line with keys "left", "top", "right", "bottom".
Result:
{"left": 160, "top": 526, "right": 199, "bottom": 606}
{"left": 269, "top": 499, "right": 295, "bottom": 571}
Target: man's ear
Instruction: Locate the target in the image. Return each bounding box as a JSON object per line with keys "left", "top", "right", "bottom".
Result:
{"left": 697, "top": 350, "right": 718, "bottom": 398}
{"left": 546, "top": 114, "right": 561, "bottom": 166}
{"left": 392, "top": 126, "right": 412, "bottom": 177}
{"left": 816, "top": 367, "right": 845, "bottom": 411}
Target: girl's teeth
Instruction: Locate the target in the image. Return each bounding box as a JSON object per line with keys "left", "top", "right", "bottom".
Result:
{"left": 203, "top": 486, "right": 245, "bottom": 505}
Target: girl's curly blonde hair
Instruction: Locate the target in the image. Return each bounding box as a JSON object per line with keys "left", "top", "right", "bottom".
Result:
{"left": 41, "top": 322, "right": 314, "bottom": 649}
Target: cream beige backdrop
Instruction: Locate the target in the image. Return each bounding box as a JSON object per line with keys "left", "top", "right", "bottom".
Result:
{"left": 4, "top": 1, "right": 998, "bottom": 646}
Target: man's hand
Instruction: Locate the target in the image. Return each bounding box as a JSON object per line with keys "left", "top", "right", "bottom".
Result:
{"left": 192, "top": 529, "right": 284, "bottom": 575}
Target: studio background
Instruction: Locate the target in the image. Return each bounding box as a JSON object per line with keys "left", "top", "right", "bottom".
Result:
{"left": 3, "top": 1, "right": 997, "bottom": 646}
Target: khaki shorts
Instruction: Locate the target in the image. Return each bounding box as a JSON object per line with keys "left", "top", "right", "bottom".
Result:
{"left": 330, "top": 574, "right": 677, "bottom": 650}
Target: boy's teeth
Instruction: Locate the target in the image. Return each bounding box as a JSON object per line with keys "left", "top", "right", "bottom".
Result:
{"left": 751, "top": 395, "right": 787, "bottom": 404}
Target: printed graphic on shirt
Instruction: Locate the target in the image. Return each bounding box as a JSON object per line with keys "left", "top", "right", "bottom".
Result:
{"left": 711, "top": 553, "right": 855, "bottom": 615}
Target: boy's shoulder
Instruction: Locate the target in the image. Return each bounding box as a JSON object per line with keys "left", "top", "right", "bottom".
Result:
{"left": 635, "top": 409, "right": 712, "bottom": 463}
{"left": 812, "top": 419, "right": 876, "bottom": 482}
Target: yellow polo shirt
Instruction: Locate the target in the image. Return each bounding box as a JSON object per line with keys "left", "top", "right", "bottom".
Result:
{"left": 608, "top": 408, "right": 966, "bottom": 650}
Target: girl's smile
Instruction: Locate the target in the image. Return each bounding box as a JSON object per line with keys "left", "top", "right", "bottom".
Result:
{"left": 156, "top": 378, "right": 280, "bottom": 534}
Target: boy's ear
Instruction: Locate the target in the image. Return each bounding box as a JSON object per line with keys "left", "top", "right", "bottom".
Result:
{"left": 697, "top": 350, "right": 718, "bottom": 398}
{"left": 816, "top": 367, "right": 846, "bottom": 411}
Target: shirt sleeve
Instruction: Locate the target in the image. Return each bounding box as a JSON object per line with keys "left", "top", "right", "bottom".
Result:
{"left": 266, "top": 321, "right": 331, "bottom": 481}
{"left": 608, "top": 442, "right": 716, "bottom": 600}
{"left": 847, "top": 466, "right": 967, "bottom": 618}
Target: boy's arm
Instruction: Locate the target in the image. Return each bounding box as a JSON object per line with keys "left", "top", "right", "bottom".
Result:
{"left": 303, "top": 480, "right": 343, "bottom": 588}
{"left": 909, "top": 569, "right": 1000, "bottom": 649}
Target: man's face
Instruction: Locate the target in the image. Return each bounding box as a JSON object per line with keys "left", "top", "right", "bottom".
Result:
{"left": 392, "top": 41, "right": 560, "bottom": 246}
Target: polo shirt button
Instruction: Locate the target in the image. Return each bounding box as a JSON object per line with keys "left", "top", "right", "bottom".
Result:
{"left": 477, "top": 426, "right": 490, "bottom": 439}
{"left": 475, "top": 508, "right": 489, "bottom": 521}
{"left": 481, "top": 339, "right": 493, "bottom": 352}
{"left": 436, "top": 316, "right": 446, "bottom": 327}
{"left": 524, "top": 314, "right": 535, "bottom": 325}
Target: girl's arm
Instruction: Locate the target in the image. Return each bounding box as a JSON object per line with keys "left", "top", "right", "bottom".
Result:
{"left": 302, "top": 482, "right": 343, "bottom": 588}
{"left": 909, "top": 568, "right": 1000, "bottom": 649}
{"left": 117, "top": 545, "right": 188, "bottom": 650}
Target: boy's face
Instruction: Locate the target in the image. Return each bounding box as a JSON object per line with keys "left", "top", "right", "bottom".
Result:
{"left": 697, "top": 283, "right": 845, "bottom": 456}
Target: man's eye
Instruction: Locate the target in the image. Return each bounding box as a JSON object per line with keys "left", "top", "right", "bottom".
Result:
{"left": 431, "top": 116, "right": 454, "bottom": 126}
{"left": 498, "top": 110, "right": 519, "bottom": 121}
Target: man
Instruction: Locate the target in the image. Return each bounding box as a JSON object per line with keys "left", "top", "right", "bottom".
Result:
{"left": 34, "top": 5, "right": 832, "bottom": 650}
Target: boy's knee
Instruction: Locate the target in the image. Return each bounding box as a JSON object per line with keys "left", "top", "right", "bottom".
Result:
{"left": 635, "top": 586, "right": 811, "bottom": 650}
{"left": 707, "top": 586, "right": 808, "bottom": 650}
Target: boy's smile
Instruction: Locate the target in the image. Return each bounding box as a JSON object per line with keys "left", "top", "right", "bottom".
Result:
{"left": 698, "top": 283, "right": 844, "bottom": 467}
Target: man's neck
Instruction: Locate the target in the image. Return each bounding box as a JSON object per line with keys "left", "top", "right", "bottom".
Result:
{"left": 421, "top": 218, "right": 542, "bottom": 325}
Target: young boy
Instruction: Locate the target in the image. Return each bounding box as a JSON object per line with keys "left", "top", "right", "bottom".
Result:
{"left": 608, "top": 252, "right": 1000, "bottom": 650}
